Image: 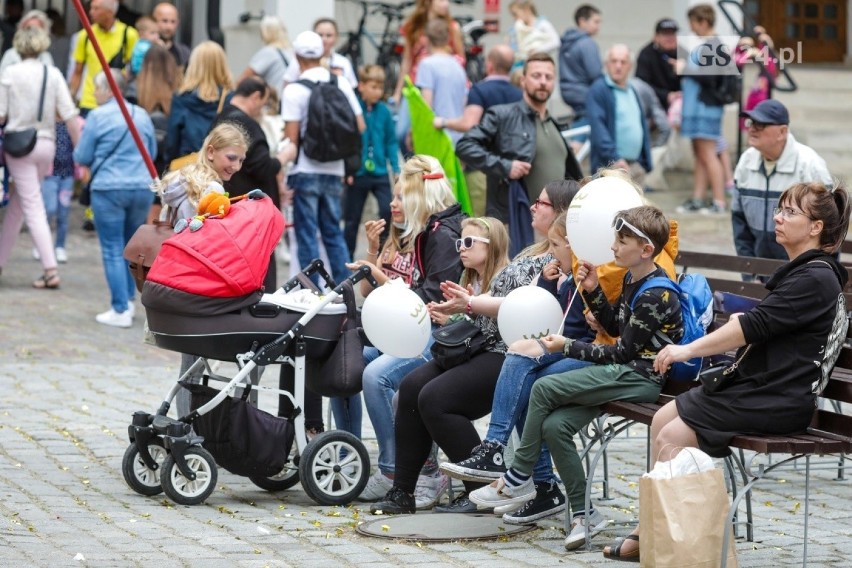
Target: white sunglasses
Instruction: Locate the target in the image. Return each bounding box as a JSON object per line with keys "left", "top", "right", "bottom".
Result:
{"left": 613, "top": 217, "right": 653, "bottom": 247}
{"left": 455, "top": 236, "right": 490, "bottom": 252}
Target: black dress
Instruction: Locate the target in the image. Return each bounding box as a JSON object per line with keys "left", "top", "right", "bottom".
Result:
{"left": 676, "top": 250, "right": 848, "bottom": 457}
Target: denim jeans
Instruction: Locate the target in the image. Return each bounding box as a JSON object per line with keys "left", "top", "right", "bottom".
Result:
{"left": 342, "top": 174, "right": 391, "bottom": 258}
{"left": 288, "top": 173, "right": 351, "bottom": 285}
{"left": 362, "top": 338, "right": 434, "bottom": 476}
{"left": 91, "top": 188, "right": 152, "bottom": 312}
{"left": 41, "top": 175, "right": 74, "bottom": 249}
{"left": 487, "top": 352, "right": 592, "bottom": 482}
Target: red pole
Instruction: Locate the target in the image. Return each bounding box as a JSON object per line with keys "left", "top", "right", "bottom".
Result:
{"left": 69, "top": 0, "right": 158, "bottom": 179}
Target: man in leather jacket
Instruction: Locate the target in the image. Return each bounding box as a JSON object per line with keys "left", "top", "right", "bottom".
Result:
{"left": 456, "top": 52, "right": 582, "bottom": 223}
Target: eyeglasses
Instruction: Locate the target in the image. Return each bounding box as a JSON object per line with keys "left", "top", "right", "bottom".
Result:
{"left": 773, "top": 206, "right": 814, "bottom": 220}
{"left": 744, "top": 118, "right": 771, "bottom": 131}
{"left": 455, "top": 236, "right": 490, "bottom": 252}
{"left": 533, "top": 199, "right": 553, "bottom": 208}
{"left": 613, "top": 217, "right": 653, "bottom": 247}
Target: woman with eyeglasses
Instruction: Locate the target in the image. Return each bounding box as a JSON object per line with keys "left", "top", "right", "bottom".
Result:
{"left": 605, "top": 182, "right": 851, "bottom": 561}
{"left": 370, "top": 180, "right": 582, "bottom": 515}
{"left": 347, "top": 154, "right": 465, "bottom": 507}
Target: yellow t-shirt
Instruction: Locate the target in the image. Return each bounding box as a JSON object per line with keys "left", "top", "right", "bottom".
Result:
{"left": 74, "top": 22, "right": 138, "bottom": 110}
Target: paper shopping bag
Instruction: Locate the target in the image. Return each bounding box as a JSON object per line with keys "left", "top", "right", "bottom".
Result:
{"left": 639, "top": 468, "right": 738, "bottom": 568}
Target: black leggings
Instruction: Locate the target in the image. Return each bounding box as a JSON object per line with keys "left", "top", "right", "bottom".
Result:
{"left": 394, "top": 351, "right": 505, "bottom": 494}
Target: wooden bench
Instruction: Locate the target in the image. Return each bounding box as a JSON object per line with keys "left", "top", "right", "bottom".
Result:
{"left": 581, "top": 309, "right": 852, "bottom": 567}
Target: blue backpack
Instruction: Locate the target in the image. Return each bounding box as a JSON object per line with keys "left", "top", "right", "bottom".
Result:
{"left": 629, "top": 274, "right": 714, "bottom": 381}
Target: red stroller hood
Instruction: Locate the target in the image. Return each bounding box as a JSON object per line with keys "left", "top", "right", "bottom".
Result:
{"left": 147, "top": 196, "right": 284, "bottom": 298}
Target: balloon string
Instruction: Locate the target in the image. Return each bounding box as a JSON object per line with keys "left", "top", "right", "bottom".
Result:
{"left": 557, "top": 285, "right": 578, "bottom": 336}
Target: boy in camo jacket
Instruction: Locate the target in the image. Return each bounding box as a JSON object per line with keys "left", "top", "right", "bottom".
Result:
{"left": 468, "top": 204, "right": 684, "bottom": 550}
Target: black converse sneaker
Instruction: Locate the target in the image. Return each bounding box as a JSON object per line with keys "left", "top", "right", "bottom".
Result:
{"left": 501, "top": 480, "right": 566, "bottom": 525}
{"left": 370, "top": 487, "right": 416, "bottom": 515}
{"left": 439, "top": 440, "right": 507, "bottom": 482}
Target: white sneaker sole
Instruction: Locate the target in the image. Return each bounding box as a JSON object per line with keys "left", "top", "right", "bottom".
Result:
{"left": 439, "top": 462, "right": 504, "bottom": 483}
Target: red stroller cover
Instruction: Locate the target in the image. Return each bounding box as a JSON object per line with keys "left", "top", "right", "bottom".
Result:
{"left": 147, "top": 196, "right": 285, "bottom": 297}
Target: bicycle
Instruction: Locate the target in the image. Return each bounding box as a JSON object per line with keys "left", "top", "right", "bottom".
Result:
{"left": 338, "top": 0, "right": 413, "bottom": 96}
{"left": 456, "top": 15, "right": 487, "bottom": 83}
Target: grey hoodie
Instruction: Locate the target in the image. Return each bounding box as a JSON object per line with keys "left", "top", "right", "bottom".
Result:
{"left": 159, "top": 174, "right": 225, "bottom": 225}
{"left": 559, "top": 28, "right": 602, "bottom": 116}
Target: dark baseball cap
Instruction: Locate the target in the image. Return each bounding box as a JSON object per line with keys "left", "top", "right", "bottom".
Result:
{"left": 739, "top": 99, "right": 790, "bottom": 125}
{"left": 655, "top": 18, "right": 679, "bottom": 33}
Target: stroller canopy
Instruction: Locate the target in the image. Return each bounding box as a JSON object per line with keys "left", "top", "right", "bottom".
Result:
{"left": 147, "top": 195, "right": 284, "bottom": 298}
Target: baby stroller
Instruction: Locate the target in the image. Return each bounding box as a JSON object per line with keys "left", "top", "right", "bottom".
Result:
{"left": 121, "top": 194, "right": 376, "bottom": 506}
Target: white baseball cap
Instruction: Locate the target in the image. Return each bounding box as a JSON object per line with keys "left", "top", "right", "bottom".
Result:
{"left": 293, "top": 31, "right": 324, "bottom": 59}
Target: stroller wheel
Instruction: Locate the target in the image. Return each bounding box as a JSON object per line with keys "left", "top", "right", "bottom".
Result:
{"left": 249, "top": 446, "right": 300, "bottom": 492}
{"left": 160, "top": 446, "right": 218, "bottom": 505}
{"left": 298, "top": 430, "right": 370, "bottom": 506}
{"left": 122, "top": 441, "right": 167, "bottom": 496}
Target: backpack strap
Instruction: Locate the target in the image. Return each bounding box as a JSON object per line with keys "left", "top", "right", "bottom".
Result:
{"left": 628, "top": 276, "right": 679, "bottom": 311}
{"left": 629, "top": 276, "right": 681, "bottom": 349}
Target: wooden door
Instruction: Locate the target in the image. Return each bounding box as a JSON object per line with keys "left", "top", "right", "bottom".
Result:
{"left": 750, "top": 0, "right": 847, "bottom": 63}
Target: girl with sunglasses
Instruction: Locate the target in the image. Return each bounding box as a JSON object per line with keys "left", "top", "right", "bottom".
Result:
{"left": 347, "top": 155, "right": 465, "bottom": 508}
{"left": 429, "top": 218, "right": 509, "bottom": 326}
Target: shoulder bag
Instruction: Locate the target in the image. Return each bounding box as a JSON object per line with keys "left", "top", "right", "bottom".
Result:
{"left": 313, "top": 281, "right": 366, "bottom": 397}
{"left": 698, "top": 345, "right": 751, "bottom": 394}
{"left": 4, "top": 65, "right": 48, "bottom": 158}
{"left": 168, "top": 88, "right": 228, "bottom": 171}
{"left": 124, "top": 218, "right": 175, "bottom": 293}
{"left": 430, "top": 317, "right": 493, "bottom": 370}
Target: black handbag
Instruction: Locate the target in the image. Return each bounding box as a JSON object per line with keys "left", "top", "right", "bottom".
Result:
{"left": 430, "top": 318, "right": 493, "bottom": 370}
{"left": 3, "top": 65, "right": 47, "bottom": 158}
{"left": 698, "top": 345, "right": 751, "bottom": 394}
{"left": 312, "top": 281, "right": 366, "bottom": 397}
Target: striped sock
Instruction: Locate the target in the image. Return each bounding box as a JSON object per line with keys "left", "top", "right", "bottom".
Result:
{"left": 504, "top": 468, "right": 530, "bottom": 488}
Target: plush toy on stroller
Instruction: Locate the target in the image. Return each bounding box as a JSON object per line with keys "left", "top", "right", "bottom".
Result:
{"left": 121, "top": 193, "right": 375, "bottom": 506}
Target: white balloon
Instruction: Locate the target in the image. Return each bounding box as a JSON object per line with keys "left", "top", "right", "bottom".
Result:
{"left": 566, "top": 177, "right": 644, "bottom": 265}
{"left": 498, "top": 286, "right": 565, "bottom": 345}
{"left": 361, "top": 281, "right": 431, "bottom": 358}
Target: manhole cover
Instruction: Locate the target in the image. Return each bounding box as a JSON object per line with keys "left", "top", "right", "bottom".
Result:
{"left": 356, "top": 513, "right": 535, "bottom": 542}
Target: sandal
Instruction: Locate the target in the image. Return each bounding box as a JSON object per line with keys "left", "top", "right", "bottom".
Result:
{"left": 603, "top": 534, "right": 639, "bottom": 562}
{"left": 33, "top": 272, "right": 60, "bottom": 289}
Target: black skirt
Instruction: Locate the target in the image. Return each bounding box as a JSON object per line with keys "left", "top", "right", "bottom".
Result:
{"left": 675, "top": 381, "right": 814, "bottom": 458}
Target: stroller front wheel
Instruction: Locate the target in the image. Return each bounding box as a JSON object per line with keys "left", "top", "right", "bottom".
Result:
{"left": 122, "top": 440, "right": 167, "bottom": 496}
{"left": 160, "top": 446, "right": 218, "bottom": 505}
{"left": 299, "top": 430, "right": 370, "bottom": 506}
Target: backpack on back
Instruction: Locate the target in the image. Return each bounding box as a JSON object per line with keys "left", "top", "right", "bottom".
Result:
{"left": 297, "top": 75, "right": 362, "bottom": 165}
{"left": 629, "top": 274, "right": 713, "bottom": 381}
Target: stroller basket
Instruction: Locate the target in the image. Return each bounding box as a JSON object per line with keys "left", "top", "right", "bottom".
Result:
{"left": 185, "top": 381, "right": 295, "bottom": 478}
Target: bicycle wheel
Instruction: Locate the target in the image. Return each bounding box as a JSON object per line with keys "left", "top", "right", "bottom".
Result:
{"left": 378, "top": 52, "right": 401, "bottom": 98}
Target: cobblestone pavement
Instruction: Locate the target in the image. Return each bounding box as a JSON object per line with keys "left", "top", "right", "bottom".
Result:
{"left": 1, "top": 187, "right": 850, "bottom": 567}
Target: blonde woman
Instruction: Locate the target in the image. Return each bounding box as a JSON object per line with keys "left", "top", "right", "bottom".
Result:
{"left": 164, "top": 41, "right": 233, "bottom": 164}
{"left": 348, "top": 154, "right": 465, "bottom": 508}
{"left": 239, "top": 15, "right": 292, "bottom": 93}
{"left": 160, "top": 122, "right": 250, "bottom": 417}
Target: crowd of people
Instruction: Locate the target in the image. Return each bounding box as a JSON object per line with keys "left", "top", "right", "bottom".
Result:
{"left": 0, "top": 1, "right": 849, "bottom": 563}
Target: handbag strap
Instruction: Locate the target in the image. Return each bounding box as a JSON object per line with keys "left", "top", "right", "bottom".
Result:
{"left": 729, "top": 344, "right": 752, "bottom": 371}
{"left": 340, "top": 280, "right": 358, "bottom": 328}
{"left": 36, "top": 65, "right": 48, "bottom": 123}
{"left": 88, "top": 107, "right": 134, "bottom": 184}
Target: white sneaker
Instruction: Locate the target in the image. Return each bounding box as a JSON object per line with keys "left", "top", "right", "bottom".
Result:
{"left": 95, "top": 308, "right": 133, "bottom": 328}
{"left": 357, "top": 470, "right": 394, "bottom": 502}
{"left": 564, "top": 509, "right": 608, "bottom": 550}
{"left": 414, "top": 472, "right": 449, "bottom": 510}
{"left": 55, "top": 247, "right": 68, "bottom": 263}
{"left": 32, "top": 247, "right": 40, "bottom": 260}
{"left": 126, "top": 302, "right": 136, "bottom": 319}
{"left": 469, "top": 476, "right": 536, "bottom": 509}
